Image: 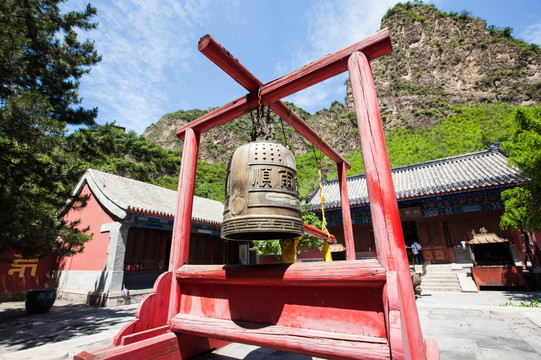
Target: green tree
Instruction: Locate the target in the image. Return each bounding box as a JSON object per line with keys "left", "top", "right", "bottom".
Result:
{"left": 0, "top": 0, "right": 101, "bottom": 259}
{"left": 500, "top": 107, "right": 541, "bottom": 232}
{"left": 65, "top": 123, "right": 182, "bottom": 187}
{"left": 250, "top": 205, "right": 327, "bottom": 257}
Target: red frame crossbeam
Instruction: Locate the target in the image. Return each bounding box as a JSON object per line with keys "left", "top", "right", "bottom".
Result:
{"left": 177, "top": 29, "right": 391, "bottom": 168}
{"left": 198, "top": 35, "right": 351, "bottom": 168}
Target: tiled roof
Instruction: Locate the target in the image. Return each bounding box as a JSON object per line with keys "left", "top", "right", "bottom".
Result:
{"left": 72, "top": 169, "right": 223, "bottom": 225}
{"left": 305, "top": 148, "right": 526, "bottom": 211}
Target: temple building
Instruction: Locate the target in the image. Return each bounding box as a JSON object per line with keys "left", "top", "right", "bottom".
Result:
{"left": 305, "top": 145, "right": 537, "bottom": 264}
{"left": 56, "top": 169, "right": 239, "bottom": 306}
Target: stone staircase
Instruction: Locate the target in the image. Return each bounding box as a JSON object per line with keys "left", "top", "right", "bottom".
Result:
{"left": 413, "top": 263, "right": 478, "bottom": 293}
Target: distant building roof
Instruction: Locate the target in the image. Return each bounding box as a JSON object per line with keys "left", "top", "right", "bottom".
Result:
{"left": 306, "top": 147, "right": 526, "bottom": 211}
{"left": 67, "top": 169, "right": 223, "bottom": 225}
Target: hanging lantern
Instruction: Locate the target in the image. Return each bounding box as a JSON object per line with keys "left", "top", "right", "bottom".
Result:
{"left": 221, "top": 140, "right": 304, "bottom": 241}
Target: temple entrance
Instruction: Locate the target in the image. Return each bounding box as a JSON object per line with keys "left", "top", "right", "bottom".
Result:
{"left": 402, "top": 221, "right": 419, "bottom": 265}
{"left": 416, "top": 218, "right": 449, "bottom": 264}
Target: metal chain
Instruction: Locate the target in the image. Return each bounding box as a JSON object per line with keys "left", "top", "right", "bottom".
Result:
{"left": 257, "top": 86, "right": 262, "bottom": 120}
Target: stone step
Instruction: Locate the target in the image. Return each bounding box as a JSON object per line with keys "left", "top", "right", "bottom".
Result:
{"left": 422, "top": 277, "right": 460, "bottom": 283}
{"left": 421, "top": 271, "right": 462, "bottom": 292}
{"left": 423, "top": 275, "right": 459, "bottom": 280}
{"left": 421, "top": 286, "right": 462, "bottom": 292}
{"left": 423, "top": 274, "right": 460, "bottom": 278}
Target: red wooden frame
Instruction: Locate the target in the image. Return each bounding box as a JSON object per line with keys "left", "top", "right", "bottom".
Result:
{"left": 75, "top": 29, "right": 438, "bottom": 360}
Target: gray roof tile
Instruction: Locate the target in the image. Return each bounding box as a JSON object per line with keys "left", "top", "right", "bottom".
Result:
{"left": 306, "top": 148, "right": 526, "bottom": 210}
{"left": 77, "top": 169, "right": 223, "bottom": 225}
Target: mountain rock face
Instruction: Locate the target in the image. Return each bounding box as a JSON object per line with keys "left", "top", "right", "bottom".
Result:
{"left": 143, "top": 3, "right": 541, "bottom": 162}
{"left": 365, "top": 3, "right": 541, "bottom": 129}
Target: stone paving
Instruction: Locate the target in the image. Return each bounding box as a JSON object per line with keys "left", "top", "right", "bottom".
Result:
{"left": 0, "top": 290, "right": 540, "bottom": 359}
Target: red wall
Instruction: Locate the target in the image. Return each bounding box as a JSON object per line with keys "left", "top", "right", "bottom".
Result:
{"left": 0, "top": 251, "right": 57, "bottom": 294}
{"left": 60, "top": 183, "right": 116, "bottom": 271}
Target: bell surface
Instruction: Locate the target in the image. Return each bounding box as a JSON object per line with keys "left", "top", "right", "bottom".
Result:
{"left": 222, "top": 141, "right": 304, "bottom": 241}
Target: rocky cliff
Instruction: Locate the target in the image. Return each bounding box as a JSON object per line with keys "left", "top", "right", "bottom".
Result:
{"left": 143, "top": 3, "right": 541, "bottom": 162}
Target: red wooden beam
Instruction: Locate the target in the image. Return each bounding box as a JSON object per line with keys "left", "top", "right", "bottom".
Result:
{"left": 303, "top": 223, "right": 335, "bottom": 242}
{"left": 348, "top": 51, "right": 426, "bottom": 360}
{"left": 258, "top": 28, "right": 391, "bottom": 103}
{"left": 168, "top": 127, "right": 200, "bottom": 320}
{"left": 170, "top": 314, "right": 391, "bottom": 360}
{"left": 197, "top": 34, "right": 351, "bottom": 168}
{"left": 177, "top": 28, "right": 391, "bottom": 141}
{"left": 176, "top": 260, "right": 386, "bottom": 287}
{"left": 198, "top": 34, "right": 260, "bottom": 90}
{"left": 269, "top": 101, "right": 350, "bottom": 169}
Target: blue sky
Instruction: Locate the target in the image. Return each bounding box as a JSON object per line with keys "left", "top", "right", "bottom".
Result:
{"left": 64, "top": 0, "right": 541, "bottom": 134}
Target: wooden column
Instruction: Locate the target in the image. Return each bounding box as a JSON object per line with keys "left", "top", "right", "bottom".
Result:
{"left": 337, "top": 161, "right": 355, "bottom": 260}
{"left": 347, "top": 51, "right": 426, "bottom": 360}
{"left": 168, "top": 127, "right": 200, "bottom": 319}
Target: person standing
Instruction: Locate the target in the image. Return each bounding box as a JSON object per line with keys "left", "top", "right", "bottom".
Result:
{"left": 411, "top": 241, "right": 423, "bottom": 265}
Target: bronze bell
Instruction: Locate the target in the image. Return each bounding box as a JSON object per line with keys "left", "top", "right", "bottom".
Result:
{"left": 221, "top": 141, "right": 304, "bottom": 241}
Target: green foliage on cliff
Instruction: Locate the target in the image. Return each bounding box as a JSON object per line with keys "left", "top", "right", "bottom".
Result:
{"left": 63, "top": 123, "right": 228, "bottom": 202}
{"left": 315, "top": 103, "right": 516, "bottom": 184}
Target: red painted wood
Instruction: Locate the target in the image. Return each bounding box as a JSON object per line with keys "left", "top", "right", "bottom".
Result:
{"left": 119, "top": 325, "right": 170, "bottom": 346}
{"left": 176, "top": 94, "right": 252, "bottom": 140}
{"left": 384, "top": 271, "right": 405, "bottom": 360}
{"left": 178, "top": 28, "right": 391, "bottom": 141}
{"left": 178, "top": 284, "right": 386, "bottom": 337}
{"left": 471, "top": 266, "right": 528, "bottom": 289}
{"left": 304, "top": 222, "right": 336, "bottom": 242}
{"left": 169, "top": 128, "right": 200, "bottom": 270}
{"left": 75, "top": 332, "right": 181, "bottom": 360}
{"left": 177, "top": 259, "right": 386, "bottom": 287}
{"left": 171, "top": 314, "right": 390, "bottom": 360}
{"left": 175, "top": 261, "right": 387, "bottom": 341}
{"left": 198, "top": 34, "right": 260, "bottom": 91}
{"left": 198, "top": 35, "right": 350, "bottom": 168}
{"left": 168, "top": 128, "right": 200, "bottom": 320}
{"left": 113, "top": 271, "right": 172, "bottom": 345}
{"left": 347, "top": 51, "right": 426, "bottom": 360}
{"left": 337, "top": 161, "right": 356, "bottom": 260}
{"left": 262, "top": 29, "right": 391, "bottom": 102}
{"left": 270, "top": 102, "right": 351, "bottom": 168}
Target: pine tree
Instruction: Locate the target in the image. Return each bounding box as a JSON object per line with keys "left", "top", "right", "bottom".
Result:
{"left": 0, "top": 0, "right": 101, "bottom": 259}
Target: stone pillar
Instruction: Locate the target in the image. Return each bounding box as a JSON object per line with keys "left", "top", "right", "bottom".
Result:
{"left": 101, "top": 213, "right": 134, "bottom": 295}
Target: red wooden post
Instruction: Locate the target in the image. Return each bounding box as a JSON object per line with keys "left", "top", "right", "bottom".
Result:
{"left": 337, "top": 161, "right": 355, "bottom": 260}
{"left": 168, "top": 127, "right": 200, "bottom": 319}
{"left": 347, "top": 51, "right": 426, "bottom": 359}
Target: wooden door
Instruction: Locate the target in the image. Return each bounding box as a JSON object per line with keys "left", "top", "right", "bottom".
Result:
{"left": 416, "top": 218, "right": 449, "bottom": 264}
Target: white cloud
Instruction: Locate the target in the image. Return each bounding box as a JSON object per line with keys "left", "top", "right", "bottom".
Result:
{"left": 65, "top": 0, "right": 213, "bottom": 133}
{"left": 285, "top": 0, "right": 399, "bottom": 111}
{"left": 520, "top": 22, "right": 541, "bottom": 45}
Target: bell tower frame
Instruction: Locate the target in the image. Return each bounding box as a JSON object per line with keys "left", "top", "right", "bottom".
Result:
{"left": 76, "top": 30, "right": 439, "bottom": 360}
